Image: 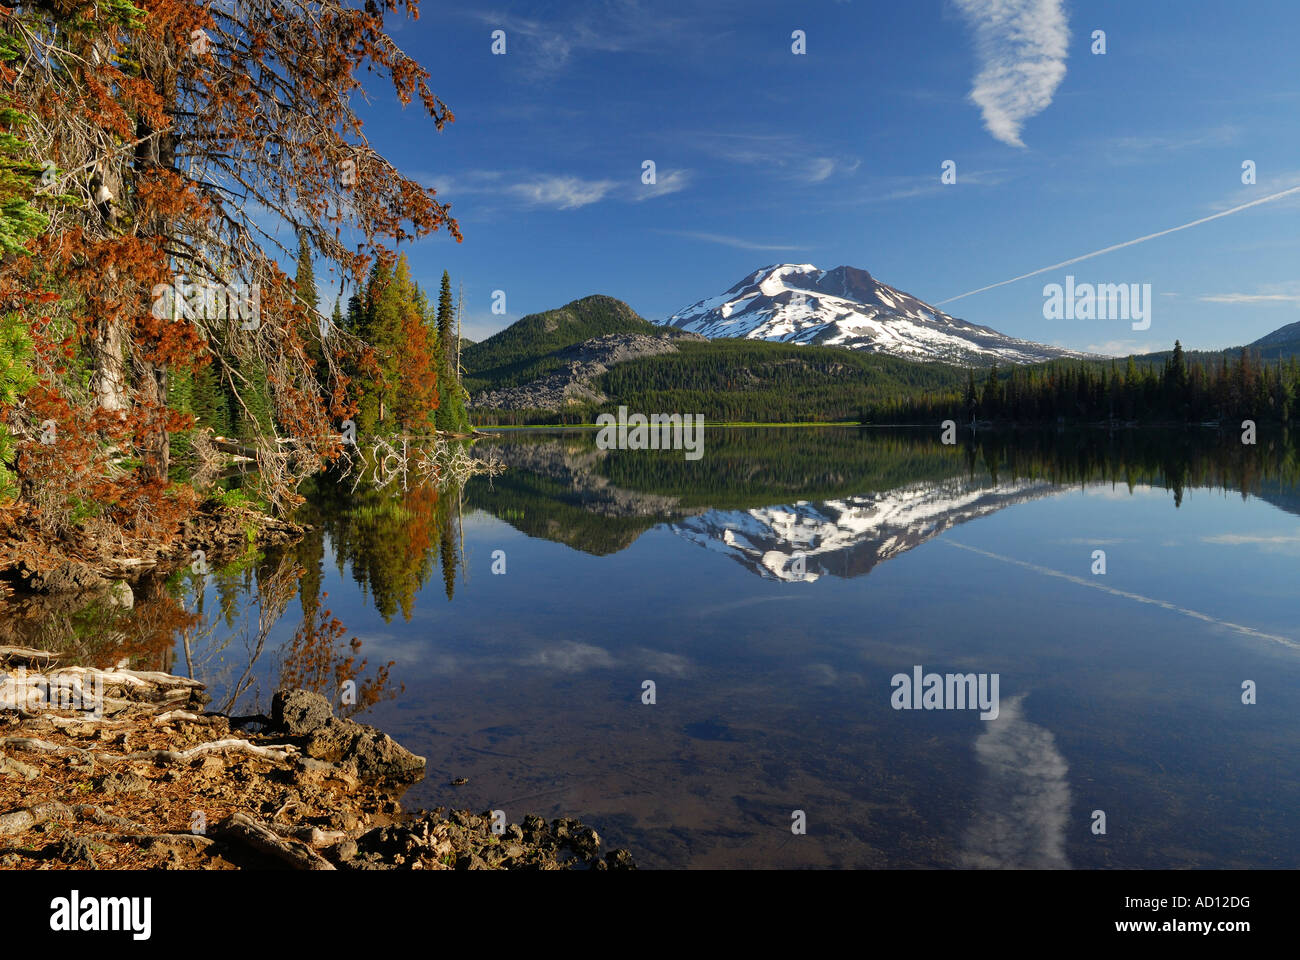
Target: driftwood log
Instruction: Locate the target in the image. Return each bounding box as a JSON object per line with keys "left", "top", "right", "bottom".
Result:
{"left": 217, "top": 813, "right": 336, "bottom": 870}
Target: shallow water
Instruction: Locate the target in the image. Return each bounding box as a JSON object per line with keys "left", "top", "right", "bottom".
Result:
{"left": 16, "top": 426, "right": 1299, "bottom": 868}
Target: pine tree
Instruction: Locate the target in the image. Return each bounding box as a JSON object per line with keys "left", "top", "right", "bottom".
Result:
{"left": 191, "top": 360, "right": 233, "bottom": 437}
{"left": 981, "top": 361, "right": 999, "bottom": 418}
{"left": 391, "top": 257, "right": 439, "bottom": 431}
{"left": 433, "top": 270, "right": 465, "bottom": 433}
{"left": 437, "top": 270, "right": 454, "bottom": 359}
{"left": 0, "top": 312, "right": 35, "bottom": 502}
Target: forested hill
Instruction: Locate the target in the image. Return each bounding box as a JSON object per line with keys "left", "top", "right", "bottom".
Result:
{"left": 463, "top": 295, "right": 656, "bottom": 384}
{"left": 469, "top": 337, "right": 969, "bottom": 424}
{"left": 1248, "top": 321, "right": 1300, "bottom": 361}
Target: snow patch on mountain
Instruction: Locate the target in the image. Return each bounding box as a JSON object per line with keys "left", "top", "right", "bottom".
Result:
{"left": 660, "top": 264, "right": 1090, "bottom": 364}
{"left": 670, "top": 477, "right": 1056, "bottom": 582}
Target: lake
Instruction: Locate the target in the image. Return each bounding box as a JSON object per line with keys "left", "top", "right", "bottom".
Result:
{"left": 10, "top": 426, "right": 1298, "bottom": 868}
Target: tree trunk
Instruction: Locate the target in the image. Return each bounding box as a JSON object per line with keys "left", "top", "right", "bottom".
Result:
{"left": 133, "top": 53, "right": 180, "bottom": 483}
{"left": 90, "top": 315, "right": 129, "bottom": 414}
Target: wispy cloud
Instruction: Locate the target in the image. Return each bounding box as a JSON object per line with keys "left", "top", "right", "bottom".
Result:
{"left": 1084, "top": 339, "right": 1163, "bottom": 356}
{"left": 953, "top": 0, "right": 1070, "bottom": 147}
{"left": 1215, "top": 169, "right": 1300, "bottom": 213}
{"left": 691, "top": 132, "right": 860, "bottom": 185}
{"left": 960, "top": 694, "right": 1071, "bottom": 869}
{"left": 426, "top": 168, "right": 689, "bottom": 211}
{"left": 657, "top": 230, "right": 811, "bottom": 252}
{"left": 471, "top": 4, "right": 707, "bottom": 79}
{"left": 507, "top": 175, "right": 618, "bottom": 209}
{"left": 1204, "top": 530, "right": 1300, "bottom": 545}
{"left": 1104, "top": 125, "right": 1239, "bottom": 163}
{"left": 515, "top": 641, "right": 615, "bottom": 672}
{"left": 854, "top": 168, "right": 1011, "bottom": 204}
{"left": 803, "top": 157, "right": 861, "bottom": 183}
{"left": 1199, "top": 294, "right": 1300, "bottom": 305}
{"left": 1199, "top": 280, "right": 1300, "bottom": 307}
{"left": 633, "top": 168, "right": 692, "bottom": 201}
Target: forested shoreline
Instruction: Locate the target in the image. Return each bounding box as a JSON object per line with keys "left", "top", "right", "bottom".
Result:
{"left": 0, "top": 0, "right": 471, "bottom": 594}
{"left": 469, "top": 338, "right": 1300, "bottom": 428}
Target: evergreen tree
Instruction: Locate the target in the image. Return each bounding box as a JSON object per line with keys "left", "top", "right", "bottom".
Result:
{"left": 439, "top": 494, "right": 458, "bottom": 601}
{"left": 433, "top": 270, "right": 467, "bottom": 433}
{"left": 981, "top": 361, "right": 999, "bottom": 418}
{"left": 0, "top": 312, "right": 35, "bottom": 501}
{"left": 391, "top": 258, "right": 439, "bottom": 431}
{"left": 191, "top": 361, "right": 233, "bottom": 437}
{"left": 437, "top": 270, "right": 454, "bottom": 359}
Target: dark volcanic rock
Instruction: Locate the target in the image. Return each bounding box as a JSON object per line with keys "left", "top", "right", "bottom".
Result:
{"left": 270, "top": 688, "right": 426, "bottom": 784}
{"left": 301, "top": 718, "right": 426, "bottom": 784}
{"left": 272, "top": 689, "right": 334, "bottom": 736}
{"left": 349, "top": 808, "right": 635, "bottom": 871}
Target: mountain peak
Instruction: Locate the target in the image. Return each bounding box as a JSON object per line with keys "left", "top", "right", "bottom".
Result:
{"left": 660, "top": 263, "right": 1087, "bottom": 364}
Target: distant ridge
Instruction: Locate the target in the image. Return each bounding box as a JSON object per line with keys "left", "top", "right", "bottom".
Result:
{"left": 462, "top": 295, "right": 656, "bottom": 379}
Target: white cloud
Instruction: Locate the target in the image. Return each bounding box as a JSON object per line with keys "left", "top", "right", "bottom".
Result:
{"left": 425, "top": 168, "right": 688, "bottom": 211}
{"left": 691, "top": 133, "right": 859, "bottom": 185}
{"left": 1084, "top": 339, "right": 1163, "bottom": 356}
{"left": 1214, "top": 169, "right": 1300, "bottom": 213}
{"left": 659, "top": 230, "right": 811, "bottom": 252}
{"left": 633, "top": 168, "right": 692, "bottom": 200}
{"left": 471, "top": 5, "right": 703, "bottom": 79}
{"left": 803, "top": 157, "right": 860, "bottom": 183}
{"left": 515, "top": 641, "right": 615, "bottom": 672}
{"left": 507, "top": 175, "right": 618, "bottom": 210}
{"left": 853, "top": 168, "right": 1011, "bottom": 204}
{"left": 960, "top": 694, "right": 1071, "bottom": 869}
{"left": 1199, "top": 280, "right": 1300, "bottom": 307}
{"left": 953, "top": 0, "right": 1070, "bottom": 148}
{"left": 1199, "top": 294, "right": 1300, "bottom": 306}
{"left": 1204, "top": 531, "right": 1300, "bottom": 545}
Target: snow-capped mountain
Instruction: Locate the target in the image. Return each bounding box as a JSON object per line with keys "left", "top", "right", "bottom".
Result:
{"left": 659, "top": 264, "right": 1089, "bottom": 364}
{"left": 669, "top": 476, "right": 1058, "bottom": 582}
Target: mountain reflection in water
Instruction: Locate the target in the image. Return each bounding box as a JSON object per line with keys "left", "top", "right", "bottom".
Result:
{"left": 7, "top": 426, "right": 1299, "bottom": 868}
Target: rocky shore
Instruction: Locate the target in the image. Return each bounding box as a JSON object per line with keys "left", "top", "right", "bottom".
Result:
{"left": 0, "top": 650, "right": 634, "bottom": 870}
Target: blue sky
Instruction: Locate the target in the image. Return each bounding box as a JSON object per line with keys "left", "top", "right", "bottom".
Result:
{"left": 332, "top": 0, "right": 1300, "bottom": 355}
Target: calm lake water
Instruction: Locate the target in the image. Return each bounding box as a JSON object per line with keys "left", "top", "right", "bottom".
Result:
{"left": 11, "top": 426, "right": 1300, "bottom": 868}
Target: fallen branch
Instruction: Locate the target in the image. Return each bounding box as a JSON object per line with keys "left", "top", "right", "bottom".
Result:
{"left": 0, "top": 800, "right": 73, "bottom": 836}
{"left": 117, "top": 738, "right": 296, "bottom": 764}
{"left": 151, "top": 710, "right": 208, "bottom": 724}
{"left": 0, "top": 646, "right": 61, "bottom": 664}
{"left": 268, "top": 823, "right": 348, "bottom": 847}
{"left": 0, "top": 736, "right": 92, "bottom": 758}
{"left": 217, "top": 813, "right": 335, "bottom": 870}
{"left": 70, "top": 805, "right": 147, "bottom": 832}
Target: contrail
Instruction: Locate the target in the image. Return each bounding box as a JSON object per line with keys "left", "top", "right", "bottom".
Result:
{"left": 934, "top": 183, "right": 1300, "bottom": 307}
{"left": 942, "top": 539, "right": 1298, "bottom": 651}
